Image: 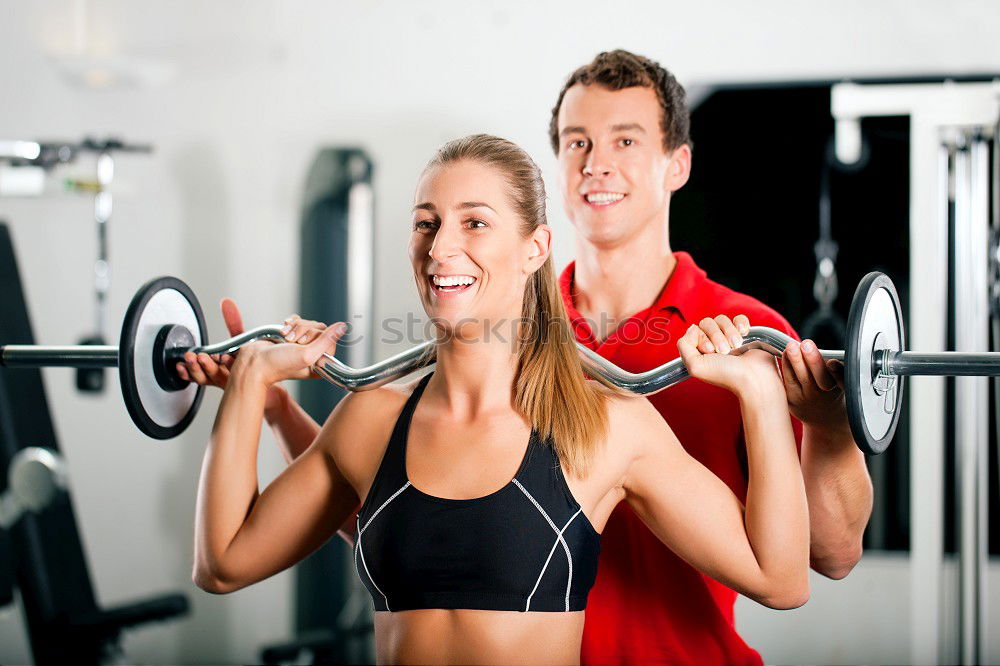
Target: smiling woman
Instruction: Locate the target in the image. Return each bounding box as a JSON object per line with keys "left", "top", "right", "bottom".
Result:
{"left": 409, "top": 134, "right": 612, "bottom": 474}
{"left": 192, "top": 133, "right": 809, "bottom": 666}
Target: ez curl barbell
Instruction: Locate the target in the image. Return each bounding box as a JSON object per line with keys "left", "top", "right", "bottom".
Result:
{"left": 1, "top": 272, "right": 998, "bottom": 455}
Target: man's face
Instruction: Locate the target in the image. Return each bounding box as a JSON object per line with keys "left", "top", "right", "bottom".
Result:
{"left": 556, "top": 84, "right": 689, "bottom": 247}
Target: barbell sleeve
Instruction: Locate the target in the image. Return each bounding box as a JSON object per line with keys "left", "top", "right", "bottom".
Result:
{"left": 1, "top": 345, "right": 118, "bottom": 368}
{"left": 879, "top": 351, "right": 1000, "bottom": 377}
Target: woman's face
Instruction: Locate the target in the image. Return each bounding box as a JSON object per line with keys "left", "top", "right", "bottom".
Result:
{"left": 408, "top": 159, "right": 550, "bottom": 341}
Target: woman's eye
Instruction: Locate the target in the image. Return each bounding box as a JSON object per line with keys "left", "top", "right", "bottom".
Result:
{"left": 468, "top": 219, "right": 488, "bottom": 229}
{"left": 620, "top": 138, "right": 634, "bottom": 147}
{"left": 414, "top": 219, "right": 437, "bottom": 230}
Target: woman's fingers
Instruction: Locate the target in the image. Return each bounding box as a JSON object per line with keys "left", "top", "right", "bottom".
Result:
{"left": 280, "top": 314, "right": 301, "bottom": 337}
{"left": 294, "top": 321, "right": 327, "bottom": 344}
{"left": 697, "top": 317, "right": 724, "bottom": 354}
{"left": 714, "top": 315, "right": 744, "bottom": 351}
{"left": 288, "top": 324, "right": 324, "bottom": 343}
{"left": 676, "top": 325, "right": 703, "bottom": 368}
{"left": 697, "top": 315, "right": 749, "bottom": 355}
{"left": 279, "top": 314, "right": 327, "bottom": 344}
{"left": 733, "top": 314, "right": 750, "bottom": 336}
{"left": 302, "top": 322, "right": 348, "bottom": 366}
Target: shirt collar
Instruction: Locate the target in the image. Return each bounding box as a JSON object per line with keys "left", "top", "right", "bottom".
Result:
{"left": 558, "top": 251, "right": 706, "bottom": 324}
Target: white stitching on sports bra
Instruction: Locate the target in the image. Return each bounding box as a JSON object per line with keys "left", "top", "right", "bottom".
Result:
{"left": 524, "top": 509, "right": 582, "bottom": 611}
{"left": 356, "top": 481, "right": 411, "bottom": 611}
{"left": 513, "top": 478, "right": 579, "bottom": 611}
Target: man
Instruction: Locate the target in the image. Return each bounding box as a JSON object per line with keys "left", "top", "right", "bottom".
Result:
{"left": 549, "top": 49, "right": 872, "bottom": 664}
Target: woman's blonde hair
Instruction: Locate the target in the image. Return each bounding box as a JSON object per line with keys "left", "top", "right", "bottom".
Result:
{"left": 424, "top": 134, "right": 611, "bottom": 476}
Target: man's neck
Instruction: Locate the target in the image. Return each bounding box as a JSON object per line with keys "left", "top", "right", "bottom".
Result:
{"left": 571, "top": 225, "right": 677, "bottom": 344}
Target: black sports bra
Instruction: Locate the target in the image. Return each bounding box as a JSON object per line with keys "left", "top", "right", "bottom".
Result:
{"left": 353, "top": 373, "right": 601, "bottom": 612}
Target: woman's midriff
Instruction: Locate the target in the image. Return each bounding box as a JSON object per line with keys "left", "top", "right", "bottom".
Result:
{"left": 374, "top": 608, "right": 585, "bottom": 665}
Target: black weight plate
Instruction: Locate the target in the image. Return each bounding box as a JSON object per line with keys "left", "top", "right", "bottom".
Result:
{"left": 844, "top": 272, "right": 905, "bottom": 455}
{"left": 119, "top": 277, "right": 206, "bottom": 440}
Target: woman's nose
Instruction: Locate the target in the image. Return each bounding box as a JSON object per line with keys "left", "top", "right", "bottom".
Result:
{"left": 428, "top": 223, "right": 462, "bottom": 262}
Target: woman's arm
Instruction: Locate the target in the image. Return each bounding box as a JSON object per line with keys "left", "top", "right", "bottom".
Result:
{"left": 192, "top": 327, "right": 361, "bottom": 593}
{"left": 178, "top": 308, "right": 326, "bottom": 463}
{"left": 263, "top": 384, "right": 322, "bottom": 463}
{"left": 179, "top": 311, "right": 359, "bottom": 545}
{"left": 620, "top": 323, "right": 810, "bottom": 609}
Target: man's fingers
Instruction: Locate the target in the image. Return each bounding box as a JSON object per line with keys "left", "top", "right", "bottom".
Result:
{"left": 800, "top": 339, "right": 837, "bottom": 391}
{"left": 780, "top": 351, "right": 802, "bottom": 396}
{"left": 183, "top": 352, "right": 208, "bottom": 384}
{"left": 783, "top": 342, "right": 812, "bottom": 390}
{"left": 220, "top": 298, "right": 246, "bottom": 337}
{"left": 197, "top": 353, "right": 224, "bottom": 383}
{"left": 827, "top": 359, "right": 846, "bottom": 390}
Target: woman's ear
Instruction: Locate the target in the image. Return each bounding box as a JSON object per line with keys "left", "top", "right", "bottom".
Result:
{"left": 526, "top": 224, "right": 552, "bottom": 273}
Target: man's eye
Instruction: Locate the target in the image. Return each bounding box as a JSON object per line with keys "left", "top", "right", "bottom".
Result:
{"left": 568, "top": 139, "right": 587, "bottom": 150}
{"left": 620, "top": 138, "right": 634, "bottom": 147}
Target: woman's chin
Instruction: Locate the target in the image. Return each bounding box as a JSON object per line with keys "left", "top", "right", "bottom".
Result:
{"left": 426, "top": 315, "right": 486, "bottom": 343}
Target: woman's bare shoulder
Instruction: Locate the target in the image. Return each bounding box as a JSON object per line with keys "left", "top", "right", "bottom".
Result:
{"left": 586, "top": 379, "right": 653, "bottom": 418}
{"left": 320, "top": 370, "right": 419, "bottom": 474}
{"left": 586, "top": 380, "right": 675, "bottom": 450}
{"left": 326, "top": 375, "right": 427, "bottom": 432}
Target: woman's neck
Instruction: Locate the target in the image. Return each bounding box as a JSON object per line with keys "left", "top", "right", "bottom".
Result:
{"left": 427, "top": 335, "right": 520, "bottom": 422}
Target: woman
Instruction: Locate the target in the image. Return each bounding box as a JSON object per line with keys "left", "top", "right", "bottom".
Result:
{"left": 193, "top": 134, "right": 808, "bottom": 665}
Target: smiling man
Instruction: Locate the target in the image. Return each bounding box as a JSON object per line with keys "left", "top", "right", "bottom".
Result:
{"left": 549, "top": 50, "right": 873, "bottom": 665}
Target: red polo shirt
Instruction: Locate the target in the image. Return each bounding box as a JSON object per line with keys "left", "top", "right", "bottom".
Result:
{"left": 561, "top": 252, "right": 803, "bottom": 666}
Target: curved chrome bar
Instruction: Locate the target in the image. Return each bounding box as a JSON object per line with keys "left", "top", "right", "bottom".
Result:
{"left": 312, "top": 341, "right": 437, "bottom": 391}
{"left": 194, "top": 325, "right": 288, "bottom": 356}
{"left": 192, "top": 325, "right": 844, "bottom": 395}
{"left": 579, "top": 326, "right": 844, "bottom": 395}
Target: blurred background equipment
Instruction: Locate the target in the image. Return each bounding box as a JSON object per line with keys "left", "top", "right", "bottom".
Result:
{"left": 0, "top": 137, "right": 152, "bottom": 394}
{"left": 0, "top": 223, "right": 189, "bottom": 666}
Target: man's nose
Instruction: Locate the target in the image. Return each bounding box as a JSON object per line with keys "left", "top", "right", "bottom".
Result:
{"left": 583, "top": 145, "right": 613, "bottom": 178}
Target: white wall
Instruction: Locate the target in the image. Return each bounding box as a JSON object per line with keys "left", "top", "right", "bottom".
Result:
{"left": 0, "top": 0, "right": 998, "bottom": 663}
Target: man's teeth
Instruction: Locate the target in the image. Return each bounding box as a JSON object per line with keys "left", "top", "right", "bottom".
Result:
{"left": 432, "top": 275, "right": 476, "bottom": 287}
{"left": 586, "top": 192, "right": 625, "bottom": 205}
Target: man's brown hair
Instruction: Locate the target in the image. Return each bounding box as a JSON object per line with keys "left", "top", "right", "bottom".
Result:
{"left": 548, "top": 49, "right": 691, "bottom": 154}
